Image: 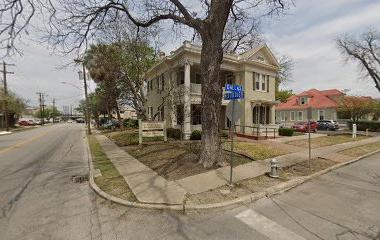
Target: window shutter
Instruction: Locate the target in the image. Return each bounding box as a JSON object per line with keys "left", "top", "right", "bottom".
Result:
{"left": 266, "top": 75, "right": 269, "bottom": 92}
{"left": 161, "top": 74, "right": 165, "bottom": 90}
{"left": 253, "top": 72, "right": 256, "bottom": 90}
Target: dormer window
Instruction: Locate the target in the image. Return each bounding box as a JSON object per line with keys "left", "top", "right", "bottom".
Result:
{"left": 300, "top": 97, "right": 308, "bottom": 105}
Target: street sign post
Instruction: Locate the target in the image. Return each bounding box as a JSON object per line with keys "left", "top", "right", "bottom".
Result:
{"left": 224, "top": 84, "right": 244, "bottom": 186}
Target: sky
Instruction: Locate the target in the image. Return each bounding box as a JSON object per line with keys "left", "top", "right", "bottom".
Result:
{"left": 2, "top": 0, "right": 380, "bottom": 111}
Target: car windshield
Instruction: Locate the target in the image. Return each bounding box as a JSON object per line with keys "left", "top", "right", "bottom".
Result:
{"left": 295, "top": 122, "right": 305, "bottom": 125}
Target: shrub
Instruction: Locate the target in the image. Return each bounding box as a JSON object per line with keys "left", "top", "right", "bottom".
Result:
{"left": 347, "top": 120, "right": 380, "bottom": 132}
{"left": 190, "top": 130, "right": 202, "bottom": 140}
{"left": 123, "top": 118, "right": 138, "bottom": 128}
{"left": 279, "top": 128, "right": 294, "bottom": 136}
{"left": 219, "top": 131, "right": 229, "bottom": 138}
{"left": 167, "top": 128, "right": 182, "bottom": 140}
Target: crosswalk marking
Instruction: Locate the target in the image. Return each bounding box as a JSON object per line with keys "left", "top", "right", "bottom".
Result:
{"left": 236, "top": 209, "right": 307, "bottom": 240}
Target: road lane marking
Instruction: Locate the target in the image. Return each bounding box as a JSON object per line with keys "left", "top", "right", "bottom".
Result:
{"left": 0, "top": 130, "right": 54, "bottom": 155}
{"left": 235, "top": 209, "right": 307, "bottom": 240}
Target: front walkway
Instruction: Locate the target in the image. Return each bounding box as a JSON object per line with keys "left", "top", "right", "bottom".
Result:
{"left": 95, "top": 134, "right": 187, "bottom": 205}
{"left": 95, "top": 133, "right": 380, "bottom": 204}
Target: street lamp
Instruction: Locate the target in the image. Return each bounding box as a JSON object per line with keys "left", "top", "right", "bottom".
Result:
{"left": 74, "top": 58, "right": 91, "bottom": 135}
{"left": 61, "top": 81, "right": 83, "bottom": 91}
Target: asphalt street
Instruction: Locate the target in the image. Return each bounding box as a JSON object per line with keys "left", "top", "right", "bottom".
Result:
{"left": 0, "top": 123, "right": 379, "bottom": 240}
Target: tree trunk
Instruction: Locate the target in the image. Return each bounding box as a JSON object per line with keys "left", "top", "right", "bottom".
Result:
{"left": 198, "top": 31, "right": 226, "bottom": 168}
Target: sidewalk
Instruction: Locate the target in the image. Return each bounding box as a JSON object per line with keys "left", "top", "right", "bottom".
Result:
{"left": 95, "top": 133, "right": 380, "bottom": 203}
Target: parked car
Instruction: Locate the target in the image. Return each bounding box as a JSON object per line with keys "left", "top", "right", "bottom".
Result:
{"left": 75, "top": 118, "right": 85, "bottom": 123}
{"left": 18, "top": 120, "right": 31, "bottom": 126}
{"left": 67, "top": 119, "right": 74, "bottom": 123}
{"left": 292, "top": 121, "right": 318, "bottom": 132}
{"left": 317, "top": 120, "right": 339, "bottom": 131}
{"left": 102, "top": 119, "right": 120, "bottom": 130}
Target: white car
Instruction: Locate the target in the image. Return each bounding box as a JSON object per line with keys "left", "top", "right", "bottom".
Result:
{"left": 67, "top": 120, "right": 73, "bottom": 123}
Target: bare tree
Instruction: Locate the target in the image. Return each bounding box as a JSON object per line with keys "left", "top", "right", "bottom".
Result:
{"left": 337, "top": 30, "right": 380, "bottom": 93}
{"left": 1, "top": 0, "right": 291, "bottom": 168}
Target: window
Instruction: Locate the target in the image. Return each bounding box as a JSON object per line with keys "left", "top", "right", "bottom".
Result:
{"left": 159, "top": 106, "right": 165, "bottom": 121}
{"left": 177, "top": 71, "right": 184, "bottom": 85}
{"left": 176, "top": 105, "right": 184, "bottom": 125}
{"left": 319, "top": 110, "right": 325, "bottom": 120}
{"left": 290, "top": 111, "right": 295, "bottom": 121}
{"left": 191, "top": 104, "right": 202, "bottom": 125}
{"left": 298, "top": 111, "right": 303, "bottom": 121}
{"left": 194, "top": 73, "right": 202, "bottom": 84}
{"left": 281, "top": 111, "right": 286, "bottom": 121}
{"left": 300, "top": 97, "right": 307, "bottom": 105}
{"left": 161, "top": 74, "right": 165, "bottom": 90}
{"left": 253, "top": 73, "right": 268, "bottom": 91}
{"left": 156, "top": 77, "right": 160, "bottom": 93}
{"left": 255, "top": 73, "right": 260, "bottom": 90}
{"left": 261, "top": 75, "right": 266, "bottom": 91}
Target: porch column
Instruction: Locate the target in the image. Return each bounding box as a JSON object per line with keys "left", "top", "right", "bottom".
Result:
{"left": 184, "top": 62, "right": 191, "bottom": 139}
{"left": 271, "top": 105, "right": 275, "bottom": 124}
{"left": 170, "top": 71, "right": 177, "bottom": 127}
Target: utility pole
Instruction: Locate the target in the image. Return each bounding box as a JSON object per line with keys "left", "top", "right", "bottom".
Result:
{"left": 42, "top": 93, "right": 46, "bottom": 125}
{"left": 36, "top": 92, "right": 47, "bottom": 125}
{"left": 52, "top": 98, "right": 56, "bottom": 123}
{"left": 1, "top": 61, "right": 15, "bottom": 131}
{"left": 75, "top": 58, "right": 91, "bottom": 135}
{"left": 37, "top": 92, "right": 43, "bottom": 125}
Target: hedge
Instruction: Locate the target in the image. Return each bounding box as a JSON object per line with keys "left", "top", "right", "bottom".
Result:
{"left": 279, "top": 128, "right": 294, "bottom": 136}
{"left": 167, "top": 128, "right": 182, "bottom": 140}
{"left": 190, "top": 130, "right": 202, "bottom": 140}
{"left": 123, "top": 118, "right": 138, "bottom": 128}
{"left": 347, "top": 120, "right": 380, "bottom": 132}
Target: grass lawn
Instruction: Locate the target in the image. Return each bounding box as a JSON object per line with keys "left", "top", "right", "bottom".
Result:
{"left": 188, "top": 157, "right": 336, "bottom": 205}
{"left": 222, "top": 141, "right": 289, "bottom": 160}
{"left": 286, "top": 134, "right": 369, "bottom": 149}
{"left": 123, "top": 141, "right": 253, "bottom": 181}
{"left": 339, "top": 141, "right": 380, "bottom": 157}
{"left": 88, "top": 135, "right": 137, "bottom": 202}
{"left": 106, "top": 130, "right": 163, "bottom": 146}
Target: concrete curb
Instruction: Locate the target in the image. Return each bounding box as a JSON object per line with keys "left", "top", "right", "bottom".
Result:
{"left": 85, "top": 133, "right": 380, "bottom": 212}
{"left": 85, "top": 134, "right": 184, "bottom": 211}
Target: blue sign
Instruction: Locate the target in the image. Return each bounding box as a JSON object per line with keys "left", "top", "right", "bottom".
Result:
{"left": 224, "top": 84, "right": 244, "bottom": 100}
{"left": 225, "top": 84, "right": 243, "bottom": 92}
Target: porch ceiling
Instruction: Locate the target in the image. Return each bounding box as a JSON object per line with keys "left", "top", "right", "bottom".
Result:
{"left": 250, "top": 100, "right": 279, "bottom": 106}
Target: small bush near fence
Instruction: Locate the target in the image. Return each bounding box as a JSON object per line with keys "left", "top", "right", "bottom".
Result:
{"left": 123, "top": 118, "right": 138, "bottom": 128}
{"left": 279, "top": 128, "right": 294, "bottom": 136}
{"left": 167, "top": 128, "right": 182, "bottom": 140}
{"left": 347, "top": 120, "right": 380, "bottom": 132}
{"left": 190, "top": 130, "right": 202, "bottom": 140}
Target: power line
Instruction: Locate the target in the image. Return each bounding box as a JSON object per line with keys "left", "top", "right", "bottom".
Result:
{"left": 1, "top": 61, "right": 15, "bottom": 131}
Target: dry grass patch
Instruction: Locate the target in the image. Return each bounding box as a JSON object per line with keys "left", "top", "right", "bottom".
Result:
{"left": 188, "top": 157, "right": 336, "bottom": 205}
{"left": 88, "top": 135, "right": 137, "bottom": 202}
{"left": 123, "top": 141, "right": 253, "bottom": 181}
{"left": 287, "top": 134, "right": 369, "bottom": 149}
{"left": 222, "top": 141, "right": 289, "bottom": 160}
{"left": 339, "top": 141, "right": 380, "bottom": 157}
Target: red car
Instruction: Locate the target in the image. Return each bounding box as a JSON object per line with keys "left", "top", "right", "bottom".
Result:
{"left": 18, "top": 120, "right": 31, "bottom": 126}
{"left": 292, "top": 121, "right": 318, "bottom": 133}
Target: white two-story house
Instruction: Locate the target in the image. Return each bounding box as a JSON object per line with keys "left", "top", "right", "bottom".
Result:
{"left": 145, "top": 41, "right": 280, "bottom": 139}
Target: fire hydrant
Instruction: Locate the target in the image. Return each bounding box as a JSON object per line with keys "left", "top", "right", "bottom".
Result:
{"left": 269, "top": 158, "right": 279, "bottom": 178}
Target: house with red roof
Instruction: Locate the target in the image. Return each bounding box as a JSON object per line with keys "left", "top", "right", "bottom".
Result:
{"left": 276, "top": 89, "right": 344, "bottom": 125}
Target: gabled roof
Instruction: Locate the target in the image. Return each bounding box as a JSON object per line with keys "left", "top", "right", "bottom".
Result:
{"left": 276, "top": 89, "right": 344, "bottom": 110}
{"left": 239, "top": 44, "right": 280, "bottom": 68}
